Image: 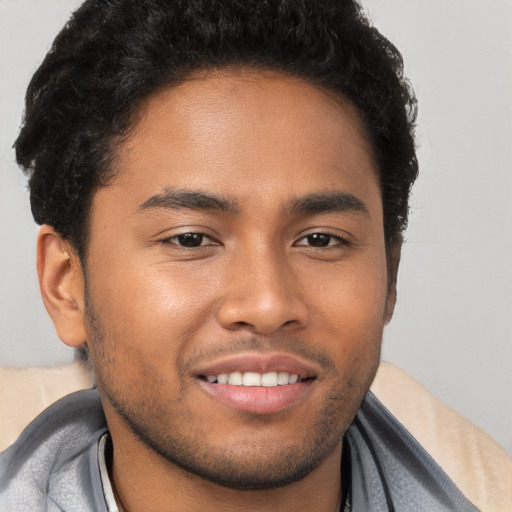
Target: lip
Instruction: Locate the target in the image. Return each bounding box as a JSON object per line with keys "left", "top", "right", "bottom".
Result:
{"left": 193, "top": 352, "right": 320, "bottom": 380}
{"left": 198, "top": 380, "right": 314, "bottom": 414}
{"left": 193, "top": 352, "right": 319, "bottom": 414}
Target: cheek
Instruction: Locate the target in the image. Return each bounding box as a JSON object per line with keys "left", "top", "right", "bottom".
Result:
{"left": 312, "top": 259, "right": 387, "bottom": 399}
{"left": 86, "top": 256, "right": 227, "bottom": 359}
{"left": 305, "top": 254, "right": 389, "bottom": 346}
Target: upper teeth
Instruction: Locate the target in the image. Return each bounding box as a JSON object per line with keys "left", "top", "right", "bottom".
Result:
{"left": 206, "top": 371, "right": 300, "bottom": 387}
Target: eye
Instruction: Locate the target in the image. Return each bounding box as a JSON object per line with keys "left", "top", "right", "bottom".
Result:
{"left": 295, "top": 233, "right": 346, "bottom": 248}
{"left": 162, "top": 232, "right": 215, "bottom": 248}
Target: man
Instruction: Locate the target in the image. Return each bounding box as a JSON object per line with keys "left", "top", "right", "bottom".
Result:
{"left": 0, "top": 1, "right": 509, "bottom": 511}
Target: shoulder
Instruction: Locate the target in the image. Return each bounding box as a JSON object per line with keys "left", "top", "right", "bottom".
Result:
{"left": 0, "top": 360, "right": 94, "bottom": 452}
{"left": 368, "top": 362, "right": 512, "bottom": 512}
{"left": 0, "top": 388, "right": 107, "bottom": 512}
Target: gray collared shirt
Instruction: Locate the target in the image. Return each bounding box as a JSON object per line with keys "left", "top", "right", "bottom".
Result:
{"left": 0, "top": 390, "right": 479, "bottom": 511}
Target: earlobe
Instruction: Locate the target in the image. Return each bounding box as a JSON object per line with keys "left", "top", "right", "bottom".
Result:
{"left": 37, "top": 225, "right": 87, "bottom": 347}
{"left": 384, "top": 237, "right": 402, "bottom": 324}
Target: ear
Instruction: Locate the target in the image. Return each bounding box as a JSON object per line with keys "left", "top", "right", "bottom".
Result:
{"left": 384, "top": 236, "right": 402, "bottom": 324}
{"left": 37, "top": 225, "right": 87, "bottom": 347}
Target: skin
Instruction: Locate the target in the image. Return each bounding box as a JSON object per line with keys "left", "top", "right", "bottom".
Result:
{"left": 38, "top": 69, "right": 400, "bottom": 512}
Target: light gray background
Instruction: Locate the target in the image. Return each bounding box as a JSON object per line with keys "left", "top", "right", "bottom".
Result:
{"left": 1, "top": 0, "right": 511, "bottom": 456}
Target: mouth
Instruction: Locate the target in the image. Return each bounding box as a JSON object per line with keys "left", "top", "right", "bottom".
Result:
{"left": 194, "top": 353, "right": 318, "bottom": 414}
{"left": 198, "top": 371, "right": 313, "bottom": 386}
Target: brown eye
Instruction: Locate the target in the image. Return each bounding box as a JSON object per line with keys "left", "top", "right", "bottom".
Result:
{"left": 175, "top": 233, "right": 205, "bottom": 247}
{"left": 305, "top": 233, "right": 332, "bottom": 247}
{"left": 161, "top": 231, "right": 221, "bottom": 250}
{"left": 295, "top": 232, "right": 349, "bottom": 250}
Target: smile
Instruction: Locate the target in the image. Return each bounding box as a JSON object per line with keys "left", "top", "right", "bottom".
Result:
{"left": 194, "top": 353, "right": 319, "bottom": 414}
{"left": 200, "top": 371, "right": 307, "bottom": 387}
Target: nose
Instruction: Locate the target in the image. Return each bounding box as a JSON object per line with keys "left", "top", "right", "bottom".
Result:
{"left": 216, "top": 246, "right": 309, "bottom": 334}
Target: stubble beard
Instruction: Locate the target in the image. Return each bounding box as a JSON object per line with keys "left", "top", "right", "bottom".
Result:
{"left": 84, "top": 291, "right": 381, "bottom": 491}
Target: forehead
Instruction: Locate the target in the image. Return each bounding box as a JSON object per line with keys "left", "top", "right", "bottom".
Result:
{"left": 101, "top": 69, "right": 380, "bottom": 217}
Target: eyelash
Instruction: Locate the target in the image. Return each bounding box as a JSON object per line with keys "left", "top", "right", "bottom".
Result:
{"left": 160, "top": 231, "right": 350, "bottom": 250}
{"left": 161, "top": 232, "right": 218, "bottom": 248}
{"left": 294, "top": 232, "right": 350, "bottom": 249}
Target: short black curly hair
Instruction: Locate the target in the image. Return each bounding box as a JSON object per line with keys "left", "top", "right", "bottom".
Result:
{"left": 16, "top": 0, "right": 417, "bottom": 260}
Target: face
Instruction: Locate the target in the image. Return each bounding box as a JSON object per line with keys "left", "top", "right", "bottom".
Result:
{"left": 83, "top": 70, "right": 394, "bottom": 489}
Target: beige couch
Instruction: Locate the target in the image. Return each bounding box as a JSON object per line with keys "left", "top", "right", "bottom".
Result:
{"left": 1, "top": 361, "right": 510, "bottom": 511}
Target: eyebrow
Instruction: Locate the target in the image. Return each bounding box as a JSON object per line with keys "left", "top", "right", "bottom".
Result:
{"left": 138, "top": 189, "right": 240, "bottom": 214}
{"left": 138, "top": 188, "right": 368, "bottom": 218}
{"left": 287, "top": 192, "right": 369, "bottom": 217}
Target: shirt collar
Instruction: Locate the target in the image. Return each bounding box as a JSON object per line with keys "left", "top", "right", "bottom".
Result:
{"left": 98, "top": 433, "right": 120, "bottom": 512}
